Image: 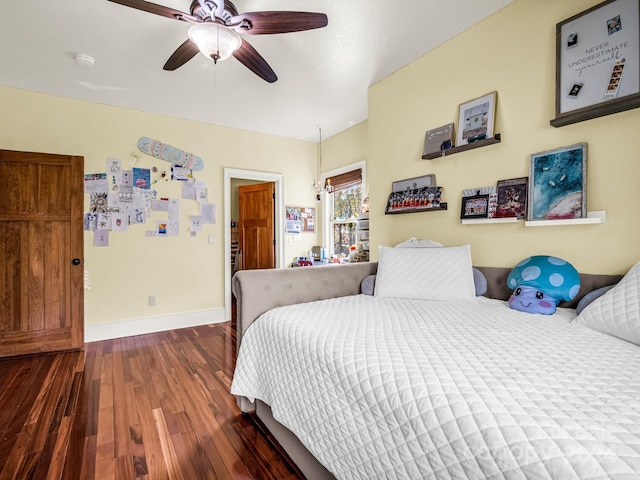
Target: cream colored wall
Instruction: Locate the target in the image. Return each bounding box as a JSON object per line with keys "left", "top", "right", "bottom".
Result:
{"left": 322, "top": 121, "right": 368, "bottom": 173}
{"left": 368, "top": 0, "right": 640, "bottom": 275}
{"left": 0, "top": 86, "right": 318, "bottom": 325}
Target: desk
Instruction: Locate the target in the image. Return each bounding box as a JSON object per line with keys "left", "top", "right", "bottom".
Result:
{"left": 290, "top": 260, "right": 334, "bottom": 268}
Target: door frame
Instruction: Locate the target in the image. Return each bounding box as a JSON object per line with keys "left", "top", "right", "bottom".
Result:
{"left": 224, "top": 168, "right": 285, "bottom": 320}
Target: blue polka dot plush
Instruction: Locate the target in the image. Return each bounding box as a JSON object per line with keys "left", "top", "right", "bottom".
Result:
{"left": 507, "top": 256, "right": 580, "bottom": 315}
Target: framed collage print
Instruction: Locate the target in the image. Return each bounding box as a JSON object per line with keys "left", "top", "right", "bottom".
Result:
{"left": 551, "top": 0, "right": 640, "bottom": 126}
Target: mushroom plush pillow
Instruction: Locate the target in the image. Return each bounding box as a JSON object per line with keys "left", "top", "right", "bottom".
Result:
{"left": 507, "top": 255, "right": 580, "bottom": 315}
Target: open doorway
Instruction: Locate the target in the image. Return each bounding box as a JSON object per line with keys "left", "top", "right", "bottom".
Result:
{"left": 224, "top": 168, "right": 284, "bottom": 321}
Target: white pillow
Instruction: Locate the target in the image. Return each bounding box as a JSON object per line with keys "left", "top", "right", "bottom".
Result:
{"left": 575, "top": 261, "right": 640, "bottom": 346}
{"left": 374, "top": 244, "right": 476, "bottom": 302}
{"left": 395, "top": 237, "right": 443, "bottom": 248}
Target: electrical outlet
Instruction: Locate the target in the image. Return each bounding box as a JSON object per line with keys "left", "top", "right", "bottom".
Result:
{"left": 149, "top": 295, "right": 157, "bottom": 306}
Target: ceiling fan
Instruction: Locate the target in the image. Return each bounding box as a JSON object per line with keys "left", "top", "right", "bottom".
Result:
{"left": 107, "top": 0, "right": 328, "bottom": 83}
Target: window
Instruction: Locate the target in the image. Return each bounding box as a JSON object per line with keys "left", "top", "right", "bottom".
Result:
{"left": 322, "top": 162, "right": 365, "bottom": 258}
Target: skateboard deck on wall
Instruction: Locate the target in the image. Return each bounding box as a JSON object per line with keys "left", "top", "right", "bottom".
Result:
{"left": 137, "top": 137, "right": 204, "bottom": 171}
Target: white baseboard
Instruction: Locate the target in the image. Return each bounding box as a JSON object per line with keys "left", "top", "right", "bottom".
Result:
{"left": 84, "top": 308, "right": 227, "bottom": 343}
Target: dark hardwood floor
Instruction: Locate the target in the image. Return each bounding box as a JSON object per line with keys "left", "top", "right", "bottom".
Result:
{"left": 0, "top": 322, "right": 304, "bottom": 480}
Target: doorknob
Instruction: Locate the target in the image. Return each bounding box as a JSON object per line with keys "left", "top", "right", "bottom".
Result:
{"left": 72, "top": 258, "right": 81, "bottom": 265}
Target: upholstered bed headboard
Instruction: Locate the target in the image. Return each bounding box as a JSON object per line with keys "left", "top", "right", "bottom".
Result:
{"left": 232, "top": 263, "right": 622, "bottom": 341}
{"left": 232, "top": 262, "right": 378, "bottom": 340}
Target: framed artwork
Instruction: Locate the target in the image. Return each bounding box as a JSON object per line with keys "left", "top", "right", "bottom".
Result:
{"left": 460, "top": 193, "right": 489, "bottom": 219}
{"left": 495, "top": 177, "right": 528, "bottom": 219}
{"left": 551, "top": 0, "right": 640, "bottom": 127}
{"left": 456, "top": 91, "right": 497, "bottom": 146}
{"left": 528, "top": 143, "right": 587, "bottom": 221}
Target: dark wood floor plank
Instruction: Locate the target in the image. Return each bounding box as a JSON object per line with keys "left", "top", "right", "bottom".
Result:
{"left": 95, "top": 348, "right": 115, "bottom": 480}
{"left": 0, "top": 323, "right": 305, "bottom": 480}
{"left": 168, "top": 432, "right": 202, "bottom": 480}
{"left": 110, "top": 339, "right": 131, "bottom": 460}
{"left": 0, "top": 356, "right": 50, "bottom": 452}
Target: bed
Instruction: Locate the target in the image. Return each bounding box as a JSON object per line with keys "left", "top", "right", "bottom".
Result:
{"left": 231, "top": 245, "right": 640, "bottom": 479}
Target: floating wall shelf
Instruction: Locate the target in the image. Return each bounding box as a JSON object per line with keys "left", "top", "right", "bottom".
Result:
{"left": 422, "top": 134, "right": 502, "bottom": 160}
{"left": 524, "top": 211, "right": 606, "bottom": 227}
{"left": 385, "top": 203, "right": 448, "bottom": 215}
{"left": 461, "top": 217, "right": 521, "bottom": 225}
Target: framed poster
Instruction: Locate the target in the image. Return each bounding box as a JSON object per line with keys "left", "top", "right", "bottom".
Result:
{"left": 495, "top": 177, "right": 528, "bottom": 219}
{"left": 551, "top": 0, "right": 640, "bottom": 127}
{"left": 456, "top": 91, "right": 497, "bottom": 146}
{"left": 527, "top": 143, "right": 587, "bottom": 221}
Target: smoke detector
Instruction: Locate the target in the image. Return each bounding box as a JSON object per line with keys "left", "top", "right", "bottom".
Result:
{"left": 75, "top": 53, "right": 95, "bottom": 68}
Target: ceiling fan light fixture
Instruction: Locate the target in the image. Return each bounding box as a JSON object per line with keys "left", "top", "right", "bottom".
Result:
{"left": 188, "top": 23, "right": 241, "bottom": 63}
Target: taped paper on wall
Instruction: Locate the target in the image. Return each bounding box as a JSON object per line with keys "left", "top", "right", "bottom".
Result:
{"left": 112, "top": 213, "right": 128, "bottom": 232}
{"left": 190, "top": 216, "right": 202, "bottom": 232}
{"left": 200, "top": 203, "right": 216, "bottom": 224}
{"left": 94, "top": 230, "right": 109, "bottom": 247}
{"left": 132, "top": 167, "right": 151, "bottom": 189}
{"left": 85, "top": 173, "right": 108, "bottom": 193}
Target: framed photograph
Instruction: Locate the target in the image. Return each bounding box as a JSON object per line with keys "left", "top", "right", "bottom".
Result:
{"left": 528, "top": 143, "right": 587, "bottom": 221}
{"left": 460, "top": 194, "right": 490, "bottom": 219}
{"left": 551, "top": 0, "right": 640, "bottom": 127}
{"left": 463, "top": 186, "right": 498, "bottom": 218}
{"left": 456, "top": 91, "right": 497, "bottom": 146}
{"left": 495, "top": 177, "right": 528, "bottom": 219}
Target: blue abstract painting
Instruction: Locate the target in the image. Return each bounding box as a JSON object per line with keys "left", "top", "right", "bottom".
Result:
{"left": 529, "top": 144, "right": 586, "bottom": 220}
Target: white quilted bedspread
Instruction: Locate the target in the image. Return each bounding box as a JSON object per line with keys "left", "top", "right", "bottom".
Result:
{"left": 231, "top": 295, "right": 640, "bottom": 479}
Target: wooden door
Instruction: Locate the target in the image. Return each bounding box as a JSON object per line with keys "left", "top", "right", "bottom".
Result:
{"left": 238, "top": 182, "right": 275, "bottom": 270}
{"left": 0, "top": 150, "right": 84, "bottom": 357}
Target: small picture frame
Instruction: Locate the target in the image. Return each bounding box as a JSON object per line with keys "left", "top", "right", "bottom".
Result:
{"left": 460, "top": 193, "right": 490, "bottom": 219}
{"left": 463, "top": 186, "right": 498, "bottom": 218}
{"left": 495, "top": 177, "right": 528, "bottom": 219}
{"left": 456, "top": 91, "right": 497, "bottom": 147}
{"left": 528, "top": 143, "right": 587, "bottom": 221}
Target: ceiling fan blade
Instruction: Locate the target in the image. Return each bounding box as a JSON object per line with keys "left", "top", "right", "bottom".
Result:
{"left": 107, "top": 0, "right": 193, "bottom": 22}
{"left": 163, "top": 39, "right": 200, "bottom": 71}
{"left": 230, "top": 11, "right": 328, "bottom": 35}
{"left": 232, "top": 39, "right": 277, "bottom": 83}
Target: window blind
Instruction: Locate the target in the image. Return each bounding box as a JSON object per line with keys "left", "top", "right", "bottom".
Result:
{"left": 325, "top": 168, "right": 362, "bottom": 192}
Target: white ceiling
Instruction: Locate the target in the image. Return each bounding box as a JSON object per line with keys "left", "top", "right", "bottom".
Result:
{"left": 0, "top": 0, "right": 513, "bottom": 142}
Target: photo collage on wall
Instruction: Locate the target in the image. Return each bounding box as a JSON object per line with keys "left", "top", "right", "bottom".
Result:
{"left": 83, "top": 157, "right": 215, "bottom": 247}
